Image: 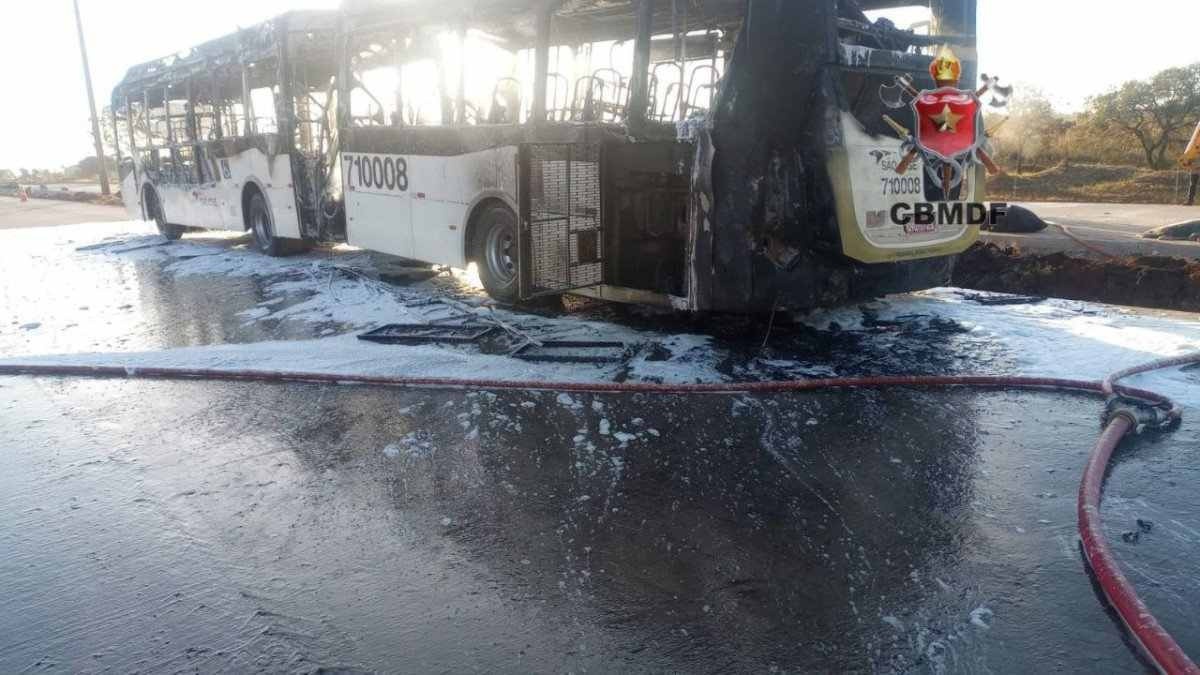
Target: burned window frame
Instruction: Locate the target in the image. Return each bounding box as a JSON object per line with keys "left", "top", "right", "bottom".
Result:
{"left": 111, "top": 11, "right": 343, "bottom": 235}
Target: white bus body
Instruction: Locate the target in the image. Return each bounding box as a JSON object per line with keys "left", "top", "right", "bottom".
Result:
{"left": 342, "top": 147, "right": 517, "bottom": 268}
{"left": 121, "top": 146, "right": 303, "bottom": 239}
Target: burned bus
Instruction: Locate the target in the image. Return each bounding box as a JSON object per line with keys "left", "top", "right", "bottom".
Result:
{"left": 110, "top": 0, "right": 984, "bottom": 312}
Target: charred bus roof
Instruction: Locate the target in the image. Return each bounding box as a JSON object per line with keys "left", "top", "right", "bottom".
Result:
{"left": 110, "top": 10, "right": 340, "bottom": 109}
{"left": 113, "top": 0, "right": 971, "bottom": 106}
{"left": 343, "top": 0, "right": 971, "bottom": 48}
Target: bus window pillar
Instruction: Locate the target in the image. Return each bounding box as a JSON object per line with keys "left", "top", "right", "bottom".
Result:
{"left": 185, "top": 79, "right": 197, "bottom": 140}
{"left": 335, "top": 14, "right": 351, "bottom": 132}
{"left": 674, "top": 0, "right": 689, "bottom": 122}
{"left": 210, "top": 71, "right": 224, "bottom": 140}
{"left": 185, "top": 78, "right": 202, "bottom": 183}
{"left": 437, "top": 54, "right": 452, "bottom": 125}
{"left": 241, "top": 63, "right": 256, "bottom": 136}
{"left": 164, "top": 86, "right": 175, "bottom": 183}
{"left": 163, "top": 88, "right": 172, "bottom": 145}
{"left": 394, "top": 37, "right": 405, "bottom": 126}
{"left": 111, "top": 101, "right": 124, "bottom": 190}
{"left": 456, "top": 25, "right": 467, "bottom": 125}
{"left": 933, "top": 0, "right": 978, "bottom": 82}
{"left": 143, "top": 91, "right": 157, "bottom": 173}
{"left": 626, "top": 0, "right": 656, "bottom": 130}
{"left": 124, "top": 95, "right": 138, "bottom": 189}
{"left": 531, "top": 5, "right": 552, "bottom": 123}
{"left": 166, "top": 85, "right": 180, "bottom": 182}
{"left": 275, "top": 22, "right": 295, "bottom": 150}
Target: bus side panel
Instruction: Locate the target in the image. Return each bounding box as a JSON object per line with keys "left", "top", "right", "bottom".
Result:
{"left": 343, "top": 151, "right": 414, "bottom": 259}
{"left": 344, "top": 146, "right": 517, "bottom": 268}
{"left": 158, "top": 184, "right": 224, "bottom": 231}
{"left": 144, "top": 149, "right": 301, "bottom": 238}
{"left": 120, "top": 170, "right": 140, "bottom": 219}
{"left": 221, "top": 149, "right": 302, "bottom": 238}
{"left": 410, "top": 146, "right": 517, "bottom": 268}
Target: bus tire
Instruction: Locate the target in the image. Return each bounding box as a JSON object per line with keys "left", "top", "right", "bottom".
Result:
{"left": 247, "top": 192, "right": 292, "bottom": 257}
{"left": 146, "top": 189, "right": 183, "bottom": 241}
{"left": 471, "top": 203, "right": 520, "bottom": 303}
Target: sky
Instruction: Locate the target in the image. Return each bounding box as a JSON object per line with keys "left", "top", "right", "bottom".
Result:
{"left": 1, "top": 0, "right": 1198, "bottom": 172}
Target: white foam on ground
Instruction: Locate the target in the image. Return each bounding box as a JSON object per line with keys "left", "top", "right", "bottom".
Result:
{"left": 2, "top": 221, "right": 1198, "bottom": 402}
{"left": 886, "top": 289, "right": 1200, "bottom": 405}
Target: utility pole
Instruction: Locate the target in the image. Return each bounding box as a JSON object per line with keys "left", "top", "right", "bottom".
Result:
{"left": 72, "top": 0, "right": 110, "bottom": 196}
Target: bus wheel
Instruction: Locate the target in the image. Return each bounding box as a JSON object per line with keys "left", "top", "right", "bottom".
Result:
{"left": 248, "top": 193, "right": 287, "bottom": 257}
{"left": 472, "top": 203, "right": 520, "bottom": 302}
{"left": 147, "top": 192, "right": 182, "bottom": 241}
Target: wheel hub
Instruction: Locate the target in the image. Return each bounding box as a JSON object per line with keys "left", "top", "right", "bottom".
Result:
{"left": 253, "top": 212, "right": 271, "bottom": 249}
{"left": 484, "top": 222, "right": 517, "bottom": 284}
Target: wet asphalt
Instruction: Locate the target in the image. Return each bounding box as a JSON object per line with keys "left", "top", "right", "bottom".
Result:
{"left": 2, "top": 212, "right": 1199, "bottom": 673}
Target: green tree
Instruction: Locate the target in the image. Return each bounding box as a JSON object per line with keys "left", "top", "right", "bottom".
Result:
{"left": 1087, "top": 63, "right": 1200, "bottom": 169}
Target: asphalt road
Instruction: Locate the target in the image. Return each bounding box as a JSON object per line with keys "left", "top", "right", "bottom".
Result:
{"left": 5, "top": 195, "right": 1199, "bottom": 261}
{"left": 1, "top": 201, "right": 1199, "bottom": 672}
{"left": 985, "top": 202, "right": 1200, "bottom": 260}
{"left": 0, "top": 196, "right": 128, "bottom": 229}
{"left": 10, "top": 375, "right": 1196, "bottom": 673}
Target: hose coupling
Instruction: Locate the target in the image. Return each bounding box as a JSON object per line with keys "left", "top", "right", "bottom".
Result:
{"left": 1104, "top": 396, "right": 1175, "bottom": 433}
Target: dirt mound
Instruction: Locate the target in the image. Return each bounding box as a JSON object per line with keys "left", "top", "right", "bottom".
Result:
{"left": 953, "top": 242, "right": 1200, "bottom": 312}
{"left": 988, "top": 162, "right": 1185, "bottom": 205}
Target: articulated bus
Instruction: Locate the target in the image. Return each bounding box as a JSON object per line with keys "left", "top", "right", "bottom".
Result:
{"left": 110, "top": 0, "right": 982, "bottom": 313}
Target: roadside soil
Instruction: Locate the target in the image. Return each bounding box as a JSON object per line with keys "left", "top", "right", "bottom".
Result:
{"left": 953, "top": 242, "right": 1200, "bottom": 313}
{"left": 0, "top": 187, "right": 122, "bottom": 207}
{"left": 36, "top": 191, "right": 123, "bottom": 206}
{"left": 988, "top": 163, "right": 1194, "bottom": 205}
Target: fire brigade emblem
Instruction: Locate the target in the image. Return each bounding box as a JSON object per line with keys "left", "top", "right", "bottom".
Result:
{"left": 878, "top": 46, "right": 1011, "bottom": 193}
{"left": 914, "top": 88, "right": 979, "bottom": 162}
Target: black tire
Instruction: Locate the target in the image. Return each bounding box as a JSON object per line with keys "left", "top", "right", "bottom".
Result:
{"left": 471, "top": 203, "right": 521, "bottom": 303}
{"left": 247, "top": 192, "right": 294, "bottom": 257}
{"left": 146, "top": 190, "right": 183, "bottom": 241}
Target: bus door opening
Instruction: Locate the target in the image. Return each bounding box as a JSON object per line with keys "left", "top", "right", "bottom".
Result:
{"left": 605, "top": 142, "right": 691, "bottom": 298}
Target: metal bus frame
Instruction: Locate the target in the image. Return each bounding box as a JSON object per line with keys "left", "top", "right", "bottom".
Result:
{"left": 110, "top": 12, "right": 343, "bottom": 248}
{"left": 111, "top": 0, "right": 981, "bottom": 313}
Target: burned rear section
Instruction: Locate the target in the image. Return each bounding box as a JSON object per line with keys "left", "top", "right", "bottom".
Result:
{"left": 679, "top": 1, "right": 980, "bottom": 312}
{"left": 521, "top": 0, "right": 983, "bottom": 312}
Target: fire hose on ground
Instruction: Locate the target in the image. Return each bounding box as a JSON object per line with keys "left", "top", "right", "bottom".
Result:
{"left": 1, "top": 352, "right": 1198, "bottom": 673}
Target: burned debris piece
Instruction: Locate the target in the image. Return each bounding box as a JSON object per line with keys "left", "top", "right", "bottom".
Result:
{"left": 958, "top": 292, "right": 1045, "bottom": 306}
{"left": 358, "top": 323, "right": 496, "bottom": 344}
{"left": 511, "top": 340, "right": 630, "bottom": 364}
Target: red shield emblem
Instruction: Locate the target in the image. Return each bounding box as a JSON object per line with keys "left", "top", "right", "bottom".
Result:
{"left": 912, "top": 87, "right": 981, "bottom": 162}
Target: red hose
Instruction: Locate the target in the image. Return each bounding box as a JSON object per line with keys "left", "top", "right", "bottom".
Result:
{"left": 0, "top": 356, "right": 1197, "bottom": 672}
{"left": 1090, "top": 352, "right": 1200, "bottom": 674}
{"left": 1080, "top": 415, "right": 1198, "bottom": 675}
{"left": 0, "top": 363, "right": 1172, "bottom": 399}
{"left": 1050, "top": 221, "right": 1120, "bottom": 259}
